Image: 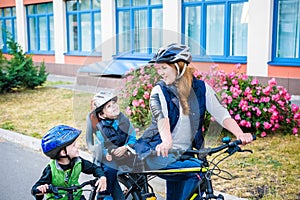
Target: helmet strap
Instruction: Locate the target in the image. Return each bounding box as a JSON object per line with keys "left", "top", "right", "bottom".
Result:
{"left": 175, "top": 63, "right": 187, "bottom": 80}
{"left": 57, "top": 147, "right": 71, "bottom": 161}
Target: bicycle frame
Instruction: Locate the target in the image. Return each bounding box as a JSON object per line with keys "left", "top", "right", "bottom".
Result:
{"left": 118, "top": 135, "right": 255, "bottom": 200}
{"left": 119, "top": 164, "right": 220, "bottom": 200}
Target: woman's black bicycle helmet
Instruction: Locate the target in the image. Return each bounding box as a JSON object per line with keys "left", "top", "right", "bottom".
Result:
{"left": 41, "top": 125, "right": 81, "bottom": 159}
{"left": 149, "top": 43, "right": 192, "bottom": 64}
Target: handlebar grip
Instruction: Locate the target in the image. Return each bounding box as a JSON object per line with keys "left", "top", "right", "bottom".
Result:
{"left": 234, "top": 134, "right": 256, "bottom": 145}
{"left": 31, "top": 185, "right": 54, "bottom": 196}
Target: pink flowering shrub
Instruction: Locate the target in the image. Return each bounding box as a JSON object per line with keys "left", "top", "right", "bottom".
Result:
{"left": 195, "top": 64, "right": 300, "bottom": 137}
{"left": 120, "top": 65, "right": 159, "bottom": 130}
{"left": 121, "top": 64, "right": 300, "bottom": 137}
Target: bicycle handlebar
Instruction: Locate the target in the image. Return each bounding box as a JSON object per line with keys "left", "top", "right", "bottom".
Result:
{"left": 32, "top": 178, "right": 99, "bottom": 196}
{"left": 150, "top": 134, "right": 256, "bottom": 158}
{"left": 49, "top": 178, "right": 98, "bottom": 193}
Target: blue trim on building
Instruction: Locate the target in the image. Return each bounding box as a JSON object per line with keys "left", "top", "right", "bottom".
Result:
{"left": 115, "top": 0, "right": 162, "bottom": 56}
{"left": 26, "top": 3, "right": 53, "bottom": 53}
{"left": 181, "top": 0, "right": 248, "bottom": 63}
{"left": 66, "top": 0, "right": 101, "bottom": 55}
{"left": 0, "top": 7, "right": 17, "bottom": 53}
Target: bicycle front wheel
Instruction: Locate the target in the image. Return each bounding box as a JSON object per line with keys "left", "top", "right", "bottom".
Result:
{"left": 118, "top": 175, "right": 143, "bottom": 200}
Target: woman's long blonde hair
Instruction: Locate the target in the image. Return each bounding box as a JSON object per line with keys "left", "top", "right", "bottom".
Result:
{"left": 170, "top": 61, "right": 194, "bottom": 115}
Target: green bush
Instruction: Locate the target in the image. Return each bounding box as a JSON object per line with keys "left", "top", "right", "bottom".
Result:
{"left": 0, "top": 37, "right": 48, "bottom": 93}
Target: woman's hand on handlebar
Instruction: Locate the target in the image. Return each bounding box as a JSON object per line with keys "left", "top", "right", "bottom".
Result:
{"left": 237, "top": 132, "right": 254, "bottom": 145}
{"left": 155, "top": 141, "right": 172, "bottom": 157}
{"left": 95, "top": 176, "right": 107, "bottom": 192}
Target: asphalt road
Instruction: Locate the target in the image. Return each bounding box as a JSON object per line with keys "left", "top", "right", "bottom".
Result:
{"left": 0, "top": 138, "right": 49, "bottom": 200}
{"left": 0, "top": 138, "right": 114, "bottom": 200}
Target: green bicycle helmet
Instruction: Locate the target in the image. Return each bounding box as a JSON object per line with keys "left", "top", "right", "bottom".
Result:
{"left": 41, "top": 125, "right": 81, "bottom": 159}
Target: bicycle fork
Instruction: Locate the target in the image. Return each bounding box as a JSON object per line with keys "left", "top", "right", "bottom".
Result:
{"left": 189, "top": 171, "right": 224, "bottom": 200}
{"left": 202, "top": 171, "right": 224, "bottom": 200}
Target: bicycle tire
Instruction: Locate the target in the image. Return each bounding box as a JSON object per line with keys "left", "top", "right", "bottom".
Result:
{"left": 118, "top": 175, "right": 143, "bottom": 200}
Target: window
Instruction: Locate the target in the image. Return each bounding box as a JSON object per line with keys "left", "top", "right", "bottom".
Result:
{"left": 116, "top": 0, "right": 163, "bottom": 58}
{"left": 27, "top": 3, "right": 54, "bottom": 54}
{"left": 0, "top": 7, "right": 17, "bottom": 53}
{"left": 66, "top": 0, "right": 101, "bottom": 55}
{"left": 182, "top": 0, "right": 248, "bottom": 63}
{"left": 271, "top": 0, "right": 300, "bottom": 66}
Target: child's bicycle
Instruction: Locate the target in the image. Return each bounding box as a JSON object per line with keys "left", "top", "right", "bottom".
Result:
{"left": 32, "top": 178, "right": 112, "bottom": 200}
{"left": 117, "top": 135, "right": 256, "bottom": 200}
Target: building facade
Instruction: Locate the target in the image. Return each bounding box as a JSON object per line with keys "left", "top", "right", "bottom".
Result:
{"left": 0, "top": 0, "right": 299, "bottom": 92}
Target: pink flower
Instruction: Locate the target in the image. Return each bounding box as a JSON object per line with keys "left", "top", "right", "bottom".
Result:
{"left": 255, "top": 122, "right": 260, "bottom": 128}
{"left": 147, "top": 83, "right": 153, "bottom": 89}
{"left": 262, "top": 86, "right": 271, "bottom": 95}
{"left": 231, "top": 79, "right": 238, "bottom": 85}
{"left": 263, "top": 122, "right": 272, "bottom": 129}
{"left": 138, "top": 99, "right": 144, "bottom": 104}
{"left": 143, "top": 91, "right": 150, "bottom": 99}
{"left": 241, "top": 74, "right": 248, "bottom": 81}
{"left": 126, "top": 107, "right": 132, "bottom": 116}
{"left": 132, "top": 100, "right": 139, "bottom": 107}
{"left": 268, "top": 78, "right": 277, "bottom": 87}
{"left": 227, "top": 96, "right": 233, "bottom": 104}
{"left": 251, "top": 78, "right": 259, "bottom": 85}
{"left": 294, "top": 113, "right": 300, "bottom": 120}
{"left": 261, "top": 132, "right": 267, "bottom": 137}
{"left": 246, "top": 112, "right": 252, "bottom": 118}
{"left": 234, "top": 114, "right": 241, "bottom": 121}
{"left": 291, "top": 104, "right": 300, "bottom": 113}
{"left": 292, "top": 128, "right": 298, "bottom": 135}
{"left": 239, "top": 120, "right": 247, "bottom": 126}
{"left": 133, "top": 89, "right": 138, "bottom": 96}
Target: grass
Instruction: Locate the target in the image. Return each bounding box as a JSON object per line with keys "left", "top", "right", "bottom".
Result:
{"left": 0, "top": 83, "right": 299, "bottom": 200}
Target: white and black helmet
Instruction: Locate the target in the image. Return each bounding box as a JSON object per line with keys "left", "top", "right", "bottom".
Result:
{"left": 91, "top": 91, "right": 117, "bottom": 114}
{"left": 149, "top": 43, "right": 192, "bottom": 64}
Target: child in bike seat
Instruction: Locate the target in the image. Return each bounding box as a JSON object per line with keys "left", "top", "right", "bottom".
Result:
{"left": 31, "top": 125, "right": 111, "bottom": 200}
{"left": 89, "top": 91, "right": 137, "bottom": 200}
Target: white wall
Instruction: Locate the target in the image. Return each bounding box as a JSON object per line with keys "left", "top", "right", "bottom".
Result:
{"left": 247, "top": 0, "right": 273, "bottom": 77}
{"left": 15, "top": 0, "right": 27, "bottom": 51}
{"left": 162, "top": 0, "right": 181, "bottom": 45}
{"left": 101, "top": 0, "right": 116, "bottom": 61}
{"left": 53, "top": 0, "right": 66, "bottom": 63}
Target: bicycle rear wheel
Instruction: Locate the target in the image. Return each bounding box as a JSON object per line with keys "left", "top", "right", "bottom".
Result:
{"left": 118, "top": 175, "right": 143, "bottom": 200}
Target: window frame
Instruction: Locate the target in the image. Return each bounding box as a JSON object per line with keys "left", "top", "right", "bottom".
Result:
{"left": 0, "top": 7, "right": 17, "bottom": 53}
{"left": 26, "top": 2, "right": 54, "bottom": 54}
{"left": 269, "top": 0, "right": 300, "bottom": 67}
{"left": 115, "top": 0, "right": 162, "bottom": 59}
{"left": 182, "top": 0, "right": 248, "bottom": 64}
{"left": 65, "top": 0, "right": 101, "bottom": 56}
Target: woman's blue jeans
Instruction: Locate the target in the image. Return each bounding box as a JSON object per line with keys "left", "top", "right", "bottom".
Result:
{"left": 146, "top": 155, "right": 203, "bottom": 200}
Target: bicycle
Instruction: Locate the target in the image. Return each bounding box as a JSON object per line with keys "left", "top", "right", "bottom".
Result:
{"left": 117, "top": 135, "right": 256, "bottom": 200}
{"left": 31, "top": 178, "right": 112, "bottom": 200}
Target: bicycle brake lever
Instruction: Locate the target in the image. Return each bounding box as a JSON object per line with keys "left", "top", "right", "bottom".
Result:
{"left": 226, "top": 146, "right": 241, "bottom": 155}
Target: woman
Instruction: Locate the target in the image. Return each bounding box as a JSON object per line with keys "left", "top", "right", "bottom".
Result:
{"left": 138, "top": 43, "right": 253, "bottom": 200}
